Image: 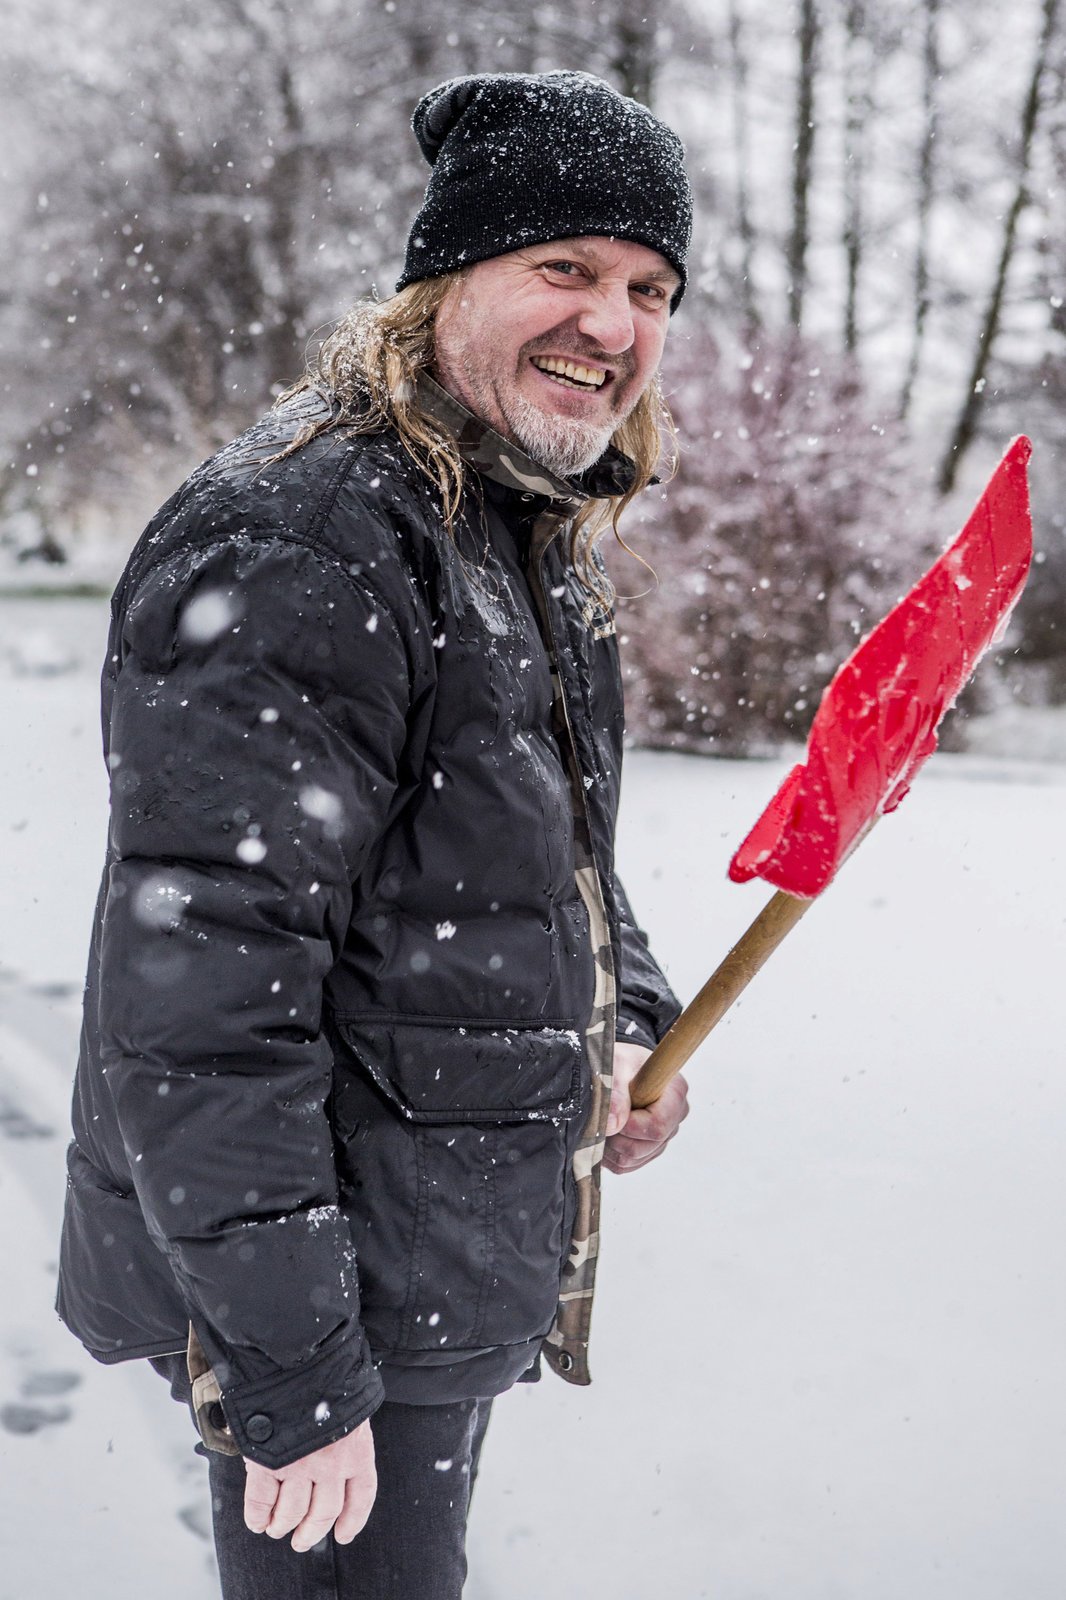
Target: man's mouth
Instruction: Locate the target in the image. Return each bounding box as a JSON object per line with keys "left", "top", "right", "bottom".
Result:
{"left": 530, "top": 356, "right": 609, "bottom": 392}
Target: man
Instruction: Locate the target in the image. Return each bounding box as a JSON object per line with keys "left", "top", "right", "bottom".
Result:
{"left": 57, "top": 70, "right": 692, "bottom": 1598}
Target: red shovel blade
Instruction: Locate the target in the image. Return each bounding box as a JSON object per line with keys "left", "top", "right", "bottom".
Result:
{"left": 729, "top": 436, "right": 1033, "bottom": 899}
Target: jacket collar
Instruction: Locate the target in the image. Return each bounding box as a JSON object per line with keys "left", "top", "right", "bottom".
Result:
{"left": 416, "top": 373, "right": 639, "bottom": 507}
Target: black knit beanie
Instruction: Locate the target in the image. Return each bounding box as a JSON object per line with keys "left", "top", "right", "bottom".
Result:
{"left": 396, "top": 71, "right": 692, "bottom": 311}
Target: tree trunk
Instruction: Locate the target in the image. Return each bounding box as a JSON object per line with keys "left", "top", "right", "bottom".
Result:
{"left": 609, "top": 0, "right": 657, "bottom": 106}
{"left": 787, "top": 0, "right": 819, "bottom": 331}
{"left": 729, "top": 0, "right": 760, "bottom": 336}
{"left": 217, "top": 0, "right": 312, "bottom": 391}
{"left": 842, "top": 0, "right": 871, "bottom": 354}
{"left": 898, "top": 0, "right": 940, "bottom": 419}
{"left": 937, "top": 0, "right": 1060, "bottom": 493}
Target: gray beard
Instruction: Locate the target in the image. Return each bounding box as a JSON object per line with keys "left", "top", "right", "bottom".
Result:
{"left": 501, "top": 388, "right": 617, "bottom": 480}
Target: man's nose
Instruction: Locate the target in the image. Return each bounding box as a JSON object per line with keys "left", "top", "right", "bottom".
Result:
{"left": 574, "top": 283, "right": 635, "bottom": 354}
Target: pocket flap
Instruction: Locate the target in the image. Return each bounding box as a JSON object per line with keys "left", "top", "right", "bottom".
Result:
{"left": 335, "top": 1018, "right": 585, "bottom": 1124}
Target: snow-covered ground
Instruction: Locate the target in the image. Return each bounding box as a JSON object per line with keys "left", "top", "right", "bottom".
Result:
{"left": 2, "top": 595, "right": 1064, "bottom": 1600}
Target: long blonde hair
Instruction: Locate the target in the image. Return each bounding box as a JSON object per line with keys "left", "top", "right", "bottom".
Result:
{"left": 275, "top": 277, "right": 677, "bottom": 605}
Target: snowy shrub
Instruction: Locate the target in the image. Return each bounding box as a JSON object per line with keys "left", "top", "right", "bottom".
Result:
{"left": 609, "top": 326, "right": 941, "bottom": 756}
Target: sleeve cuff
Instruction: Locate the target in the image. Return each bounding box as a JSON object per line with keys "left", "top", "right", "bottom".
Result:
{"left": 615, "top": 1009, "right": 662, "bottom": 1053}
{"left": 220, "top": 1332, "right": 384, "bottom": 1468}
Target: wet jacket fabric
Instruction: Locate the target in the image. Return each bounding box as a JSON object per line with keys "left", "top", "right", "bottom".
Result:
{"left": 57, "top": 377, "right": 681, "bottom": 1468}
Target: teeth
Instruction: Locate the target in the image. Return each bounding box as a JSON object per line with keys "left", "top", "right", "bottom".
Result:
{"left": 532, "top": 357, "right": 606, "bottom": 389}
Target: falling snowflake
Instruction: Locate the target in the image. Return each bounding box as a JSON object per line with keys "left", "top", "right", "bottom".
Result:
{"left": 180, "top": 589, "right": 241, "bottom": 645}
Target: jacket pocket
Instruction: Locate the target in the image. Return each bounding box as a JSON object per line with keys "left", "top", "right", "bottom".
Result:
{"left": 335, "top": 1016, "right": 585, "bottom": 1123}
{"left": 330, "top": 1018, "right": 587, "bottom": 1355}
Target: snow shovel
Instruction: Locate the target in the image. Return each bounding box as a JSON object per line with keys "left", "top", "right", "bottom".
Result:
{"left": 629, "top": 436, "right": 1033, "bottom": 1110}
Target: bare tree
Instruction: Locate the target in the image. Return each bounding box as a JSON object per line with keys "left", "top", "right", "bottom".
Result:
{"left": 5, "top": 0, "right": 677, "bottom": 545}
{"left": 937, "top": 0, "right": 1061, "bottom": 492}
{"left": 607, "top": 0, "right": 658, "bottom": 105}
{"left": 787, "top": 0, "right": 820, "bottom": 330}
{"left": 841, "top": 0, "right": 873, "bottom": 354}
{"left": 898, "top": 0, "right": 941, "bottom": 418}
{"left": 728, "top": 0, "right": 761, "bottom": 335}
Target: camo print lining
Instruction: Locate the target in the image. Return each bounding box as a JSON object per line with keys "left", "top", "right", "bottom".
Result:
{"left": 187, "top": 1323, "right": 240, "bottom": 1455}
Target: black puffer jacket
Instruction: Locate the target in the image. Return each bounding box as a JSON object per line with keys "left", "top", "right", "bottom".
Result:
{"left": 57, "top": 379, "right": 680, "bottom": 1467}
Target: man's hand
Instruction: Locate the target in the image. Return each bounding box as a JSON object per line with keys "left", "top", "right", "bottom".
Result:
{"left": 604, "top": 1040, "right": 689, "bottom": 1175}
{"left": 243, "top": 1416, "right": 377, "bottom": 1553}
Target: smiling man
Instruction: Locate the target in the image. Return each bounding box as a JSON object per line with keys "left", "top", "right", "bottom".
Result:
{"left": 58, "top": 70, "right": 692, "bottom": 1600}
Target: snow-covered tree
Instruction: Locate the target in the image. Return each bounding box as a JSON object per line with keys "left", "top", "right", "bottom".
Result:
{"left": 612, "top": 325, "right": 940, "bottom": 753}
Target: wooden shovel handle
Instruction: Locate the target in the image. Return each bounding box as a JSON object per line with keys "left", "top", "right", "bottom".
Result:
{"left": 628, "top": 890, "right": 814, "bottom": 1109}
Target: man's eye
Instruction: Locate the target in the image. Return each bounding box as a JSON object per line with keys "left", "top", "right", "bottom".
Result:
{"left": 542, "top": 261, "right": 582, "bottom": 277}
{"left": 633, "top": 283, "right": 667, "bottom": 301}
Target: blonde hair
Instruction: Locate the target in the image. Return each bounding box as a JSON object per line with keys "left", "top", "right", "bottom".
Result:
{"left": 275, "top": 277, "right": 677, "bottom": 605}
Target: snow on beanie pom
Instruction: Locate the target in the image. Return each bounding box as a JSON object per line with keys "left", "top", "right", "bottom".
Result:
{"left": 397, "top": 71, "right": 692, "bottom": 311}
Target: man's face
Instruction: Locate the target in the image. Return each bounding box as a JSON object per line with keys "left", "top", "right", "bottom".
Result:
{"left": 432, "top": 235, "right": 679, "bottom": 479}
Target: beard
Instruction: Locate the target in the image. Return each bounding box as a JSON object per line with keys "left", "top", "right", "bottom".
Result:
{"left": 498, "top": 386, "right": 619, "bottom": 479}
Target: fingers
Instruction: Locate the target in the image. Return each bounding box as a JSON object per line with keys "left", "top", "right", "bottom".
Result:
{"left": 334, "top": 1463, "right": 378, "bottom": 1544}
{"left": 606, "top": 1041, "right": 651, "bottom": 1135}
{"left": 243, "top": 1420, "right": 379, "bottom": 1553}
{"left": 243, "top": 1463, "right": 280, "bottom": 1535}
{"left": 265, "top": 1476, "right": 312, "bottom": 1541}
{"left": 614, "top": 1078, "right": 689, "bottom": 1144}
{"left": 605, "top": 1071, "right": 631, "bottom": 1137}
{"left": 244, "top": 1468, "right": 374, "bottom": 1552}
{"left": 290, "top": 1480, "right": 345, "bottom": 1554}
{"left": 604, "top": 1073, "right": 690, "bottom": 1175}
{"left": 603, "top": 1123, "right": 679, "bottom": 1173}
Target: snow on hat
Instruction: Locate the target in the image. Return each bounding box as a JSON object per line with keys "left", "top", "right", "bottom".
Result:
{"left": 396, "top": 70, "right": 692, "bottom": 311}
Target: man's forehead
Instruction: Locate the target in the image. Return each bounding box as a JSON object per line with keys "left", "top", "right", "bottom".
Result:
{"left": 514, "top": 235, "right": 680, "bottom": 284}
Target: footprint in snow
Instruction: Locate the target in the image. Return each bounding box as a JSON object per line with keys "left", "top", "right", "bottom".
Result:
{"left": 29, "top": 981, "right": 80, "bottom": 1000}
{"left": 0, "top": 1096, "right": 53, "bottom": 1140}
{"left": 1, "top": 1401, "right": 73, "bottom": 1435}
{"left": 0, "top": 1371, "right": 83, "bottom": 1433}
{"left": 177, "top": 1501, "right": 213, "bottom": 1542}
{"left": 21, "top": 1370, "right": 82, "bottom": 1399}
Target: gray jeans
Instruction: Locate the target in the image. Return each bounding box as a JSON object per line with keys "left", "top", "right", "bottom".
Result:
{"left": 151, "top": 1352, "right": 492, "bottom": 1599}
